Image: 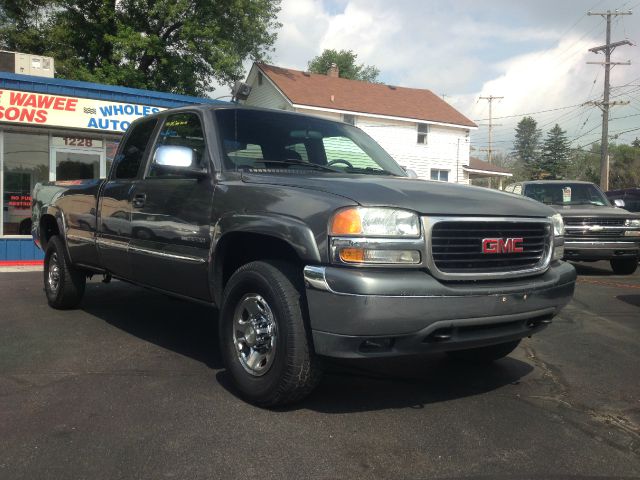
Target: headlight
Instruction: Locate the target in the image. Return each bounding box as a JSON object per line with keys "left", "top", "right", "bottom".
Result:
{"left": 550, "top": 213, "right": 565, "bottom": 236}
{"left": 550, "top": 214, "right": 565, "bottom": 261}
{"left": 330, "top": 207, "right": 422, "bottom": 265}
{"left": 625, "top": 218, "right": 640, "bottom": 227}
{"left": 330, "top": 207, "right": 420, "bottom": 237}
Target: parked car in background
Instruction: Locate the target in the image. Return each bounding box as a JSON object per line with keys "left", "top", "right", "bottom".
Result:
{"left": 506, "top": 180, "right": 640, "bottom": 274}
{"left": 606, "top": 187, "right": 640, "bottom": 213}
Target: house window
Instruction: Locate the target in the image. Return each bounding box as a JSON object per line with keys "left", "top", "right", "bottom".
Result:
{"left": 258, "top": 72, "right": 263, "bottom": 86}
{"left": 343, "top": 114, "right": 355, "bottom": 125}
{"left": 430, "top": 169, "right": 449, "bottom": 182}
{"left": 417, "top": 123, "right": 429, "bottom": 144}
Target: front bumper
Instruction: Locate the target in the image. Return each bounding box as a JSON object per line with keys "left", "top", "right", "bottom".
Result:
{"left": 564, "top": 240, "right": 640, "bottom": 260}
{"left": 304, "top": 261, "right": 576, "bottom": 358}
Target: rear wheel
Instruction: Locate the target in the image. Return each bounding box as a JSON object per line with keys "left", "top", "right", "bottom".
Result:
{"left": 610, "top": 257, "right": 638, "bottom": 275}
{"left": 44, "top": 236, "right": 86, "bottom": 309}
{"left": 446, "top": 340, "right": 521, "bottom": 363}
{"left": 219, "top": 260, "right": 322, "bottom": 407}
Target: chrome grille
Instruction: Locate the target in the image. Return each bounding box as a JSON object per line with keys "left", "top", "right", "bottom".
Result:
{"left": 426, "top": 217, "right": 552, "bottom": 280}
{"left": 564, "top": 217, "right": 626, "bottom": 238}
{"left": 566, "top": 229, "right": 624, "bottom": 238}
{"left": 564, "top": 217, "right": 625, "bottom": 226}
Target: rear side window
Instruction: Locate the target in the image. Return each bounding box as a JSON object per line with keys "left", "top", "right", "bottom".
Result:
{"left": 114, "top": 119, "right": 158, "bottom": 179}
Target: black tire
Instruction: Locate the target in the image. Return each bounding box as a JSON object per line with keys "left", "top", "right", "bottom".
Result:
{"left": 446, "top": 340, "right": 521, "bottom": 363}
{"left": 219, "top": 260, "right": 322, "bottom": 407}
{"left": 610, "top": 257, "right": 638, "bottom": 275}
{"left": 43, "top": 236, "right": 86, "bottom": 309}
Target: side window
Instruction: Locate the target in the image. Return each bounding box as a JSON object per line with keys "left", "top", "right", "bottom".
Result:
{"left": 513, "top": 184, "right": 522, "bottom": 195}
{"left": 149, "top": 113, "right": 207, "bottom": 177}
{"left": 114, "top": 119, "right": 158, "bottom": 180}
{"left": 504, "top": 184, "right": 514, "bottom": 193}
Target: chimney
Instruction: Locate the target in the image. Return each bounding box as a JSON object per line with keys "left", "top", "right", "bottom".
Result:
{"left": 327, "top": 63, "right": 339, "bottom": 78}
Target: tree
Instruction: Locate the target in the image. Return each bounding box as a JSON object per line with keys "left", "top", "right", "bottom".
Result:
{"left": 0, "top": 0, "right": 282, "bottom": 96}
{"left": 566, "top": 145, "right": 599, "bottom": 184}
{"left": 512, "top": 116, "right": 542, "bottom": 179}
{"left": 609, "top": 143, "right": 640, "bottom": 189}
{"left": 540, "top": 124, "right": 570, "bottom": 179}
{"left": 307, "top": 49, "right": 380, "bottom": 82}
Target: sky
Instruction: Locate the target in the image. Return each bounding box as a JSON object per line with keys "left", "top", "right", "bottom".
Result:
{"left": 223, "top": 0, "right": 640, "bottom": 158}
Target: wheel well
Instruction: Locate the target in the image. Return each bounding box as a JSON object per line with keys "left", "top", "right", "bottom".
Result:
{"left": 40, "top": 214, "right": 60, "bottom": 251}
{"left": 214, "top": 232, "right": 303, "bottom": 304}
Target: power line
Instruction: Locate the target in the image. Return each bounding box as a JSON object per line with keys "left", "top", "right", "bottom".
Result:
{"left": 477, "top": 95, "right": 504, "bottom": 166}
{"left": 586, "top": 8, "right": 633, "bottom": 190}
{"left": 472, "top": 103, "right": 584, "bottom": 122}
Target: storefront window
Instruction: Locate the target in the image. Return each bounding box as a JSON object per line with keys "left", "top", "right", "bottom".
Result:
{"left": 52, "top": 135, "right": 104, "bottom": 180}
{"left": 3, "top": 132, "right": 49, "bottom": 235}
{"left": 55, "top": 151, "right": 100, "bottom": 180}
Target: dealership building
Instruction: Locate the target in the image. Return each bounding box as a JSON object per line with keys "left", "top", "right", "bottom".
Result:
{"left": 0, "top": 66, "right": 217, "bottom": 264}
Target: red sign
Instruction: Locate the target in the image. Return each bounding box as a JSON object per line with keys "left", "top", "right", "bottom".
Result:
{"left": 482, "top": 238, "right": 524, "bottom": 254}
{"left": 8, "top": 194, "right": 32, "bottom": 209}
{"left": 0, "top": 91, "right": 77, "bottom": 124}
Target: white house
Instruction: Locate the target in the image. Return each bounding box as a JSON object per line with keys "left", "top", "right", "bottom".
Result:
{"left": 242, "top": 63, "right": 480, "bottom": 183}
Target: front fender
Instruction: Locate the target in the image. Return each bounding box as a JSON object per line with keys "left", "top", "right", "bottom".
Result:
{"left": 212, "top": 213, "right": 322, "bottom": 264}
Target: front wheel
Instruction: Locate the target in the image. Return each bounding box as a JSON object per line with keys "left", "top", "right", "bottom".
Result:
{"left": 219, "top": 260, "right": 322, "bottom": 407}
{"left": 446, "top": 340, "right": 521, "bottom": 363}
{"left": 44, "top": 236, "right": 86, "bottom": 309}
{"left": 610, "top": 257, "right": 638, "bottom": 275}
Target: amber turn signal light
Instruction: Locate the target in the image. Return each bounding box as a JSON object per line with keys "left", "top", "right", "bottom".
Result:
{"left": 330, "top": 208, "right": 362, "bottom": 235}
{"left": 339, "top": 247, "right": 365, "bottom": 263}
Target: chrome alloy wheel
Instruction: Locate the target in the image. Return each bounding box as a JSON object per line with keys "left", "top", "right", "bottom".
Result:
{"left": 48, "top": 252, "right": 61, "bottom": 293}
{"left": 232, "top": 294, "right": 277, "bottom": 376}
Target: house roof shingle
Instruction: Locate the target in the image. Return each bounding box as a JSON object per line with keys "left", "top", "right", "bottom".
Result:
{"left": 256, "top": 63, "right": 477, "bottom": 128}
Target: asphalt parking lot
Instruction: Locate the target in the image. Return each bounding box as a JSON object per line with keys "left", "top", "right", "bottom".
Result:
{"left": 1, "top": 261, "right": 639, "bottom": 479}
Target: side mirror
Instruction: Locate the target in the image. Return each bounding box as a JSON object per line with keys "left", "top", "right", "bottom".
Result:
{"left": 153, "top": 145, "right": 207, "bottom": 178}
{"left": 155, "top": 145, "right": 194, "bottom": 167}
{"left": 405, "top": 168, "right": 418, "bottom": 179}
{"left": 613, "top": 198, "right": 626, "bottom": 208}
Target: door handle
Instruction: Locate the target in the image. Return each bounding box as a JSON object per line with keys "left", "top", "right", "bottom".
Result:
{"left": 132, "top": 193, "right": 146, "bottom": 208}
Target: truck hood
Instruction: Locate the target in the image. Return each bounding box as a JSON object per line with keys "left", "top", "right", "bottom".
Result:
{"left": 241, "top": 173, "right": 555, "bottom": 217}
{"left": 551, "top": 204, "right": 640, "bottom": 218}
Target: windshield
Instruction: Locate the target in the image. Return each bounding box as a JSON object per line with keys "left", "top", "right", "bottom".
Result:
{"left": 214, "top": 109, "right": 406, "bottom": 176}
{"left": 524, "top": 183, "right": 610, "bottom": 206}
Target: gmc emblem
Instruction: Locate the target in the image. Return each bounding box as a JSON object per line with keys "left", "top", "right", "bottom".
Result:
{"left": 482, "top": 237, "right": 524, "bottom": 254}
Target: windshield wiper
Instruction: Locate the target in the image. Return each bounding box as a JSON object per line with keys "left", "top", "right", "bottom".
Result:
{"left": 345, "top": 166, "right": 397, "bottom": 176}
{"left": 251, "top": 159, "right": 339, "bottom": 172}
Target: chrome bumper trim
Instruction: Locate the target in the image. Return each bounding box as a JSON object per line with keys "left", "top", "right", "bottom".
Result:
{"left": 303, "top": 265, "right": 331, "bottom": 292}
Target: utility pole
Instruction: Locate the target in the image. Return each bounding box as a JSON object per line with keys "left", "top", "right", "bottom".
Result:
{"left": 586, "top": 9, "right": 632, "bottom": 191}
{"left": 478, "top": 95, "right": 504, "bottom": 164}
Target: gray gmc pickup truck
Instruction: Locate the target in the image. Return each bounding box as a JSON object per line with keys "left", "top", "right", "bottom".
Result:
{"left": 32, "top": 106, "right": 576, "bottom": 406}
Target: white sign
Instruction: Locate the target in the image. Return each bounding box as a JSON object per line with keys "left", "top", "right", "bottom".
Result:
{"left": 52, "top": 136, "right": 104, "bottom": 148}
{"left": 0, "top": 88, "right": 166, "bottom": 132}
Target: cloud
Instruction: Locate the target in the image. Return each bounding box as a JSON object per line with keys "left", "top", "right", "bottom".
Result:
{"left": 224, "top": 0, "right": 640, "bottom": 147}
